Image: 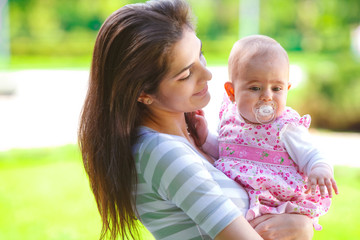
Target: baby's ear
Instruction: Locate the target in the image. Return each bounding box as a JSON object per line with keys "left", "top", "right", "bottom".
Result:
{"left": 224, "top": 82, "right": 235, "bottom": 102}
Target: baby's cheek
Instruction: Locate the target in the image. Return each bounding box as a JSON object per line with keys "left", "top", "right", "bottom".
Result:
{"left": 276, "top": 106, "right": 286, "bottom": 118}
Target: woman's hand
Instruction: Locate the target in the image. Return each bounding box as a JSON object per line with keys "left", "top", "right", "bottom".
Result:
{"left": 249, "top": 214, "right": 314, "bottom": 240}
{"left": 193, "top": 109, "right": 209, "bottom": 146}
{"left": 215, "top": 216, "right": 263, "bottom": 240}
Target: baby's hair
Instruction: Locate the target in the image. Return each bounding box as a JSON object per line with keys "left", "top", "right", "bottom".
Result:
{"left": 228, "top": 35, "right": 288, "bottom": 82}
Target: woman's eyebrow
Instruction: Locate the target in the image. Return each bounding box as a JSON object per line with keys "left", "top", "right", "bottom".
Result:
{"left": 172, "top": 63, "right": 194, "bottom": 78}
{"left": 172, "top": 39, "right": 202, "bottom": 78}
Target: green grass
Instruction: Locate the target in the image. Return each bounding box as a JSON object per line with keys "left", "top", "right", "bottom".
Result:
{"left": 313, "top": 166, "right": 360, "bottom": 240}
{"left": 0, "top": 145, "right": 359, "bottom": 239}
{"left": 0, "top": 145, "right": 154, "bottom": 240}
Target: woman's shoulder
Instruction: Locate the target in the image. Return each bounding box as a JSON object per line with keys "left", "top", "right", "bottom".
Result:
{"left": 134, "top": 126, "right": 191, "bottom": 155}
{"left": 134, "top": 128, "right": 249, "bottom": 223}
{"left": 133, "top": 127, "right": 198, "bottom": 173}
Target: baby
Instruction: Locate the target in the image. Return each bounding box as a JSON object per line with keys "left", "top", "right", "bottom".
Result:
{"left": 214, "top": 35, "right": 338, "bottom": 230}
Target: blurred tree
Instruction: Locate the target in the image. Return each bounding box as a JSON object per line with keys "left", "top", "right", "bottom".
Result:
{"left": 6, "top": 0, "right": 360, "bottom": 130}
{"left": 260, "top": 0, "right": 360, "bottom": 52}
{"left": 0, "top": 0, "right": 10, "bottom": 69}
{"left": 8, "top": 0, "right": 359, "bottom": 53}
{"left": 239, "top": 0, "right": 260, "bottom": 37}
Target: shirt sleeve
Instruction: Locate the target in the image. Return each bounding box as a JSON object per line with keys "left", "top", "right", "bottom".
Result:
{"left": 138, "top": 133, "right": 242, "bottom": 238}
{"left": 280, "top": 124, "right": 333, "bottom": 175}
{"left": 202, "top": 130, "right": 219, "bottom": 159}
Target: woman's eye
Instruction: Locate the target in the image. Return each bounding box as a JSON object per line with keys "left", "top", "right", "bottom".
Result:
{"left": 179, "top": 71, "right": 191, "bottom": 81}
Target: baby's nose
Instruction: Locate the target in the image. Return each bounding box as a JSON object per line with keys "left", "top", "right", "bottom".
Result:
{"left": 260, "top": 90, "right": 272, "bottom": 102}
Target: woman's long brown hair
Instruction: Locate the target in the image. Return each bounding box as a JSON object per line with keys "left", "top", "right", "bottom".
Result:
{"left": 78, "top": 0, "right": 195, "bottom": 239}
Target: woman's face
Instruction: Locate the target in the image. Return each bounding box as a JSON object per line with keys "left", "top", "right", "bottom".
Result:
{"left": 149, "top": 28, "right": 212, "bottom": 114}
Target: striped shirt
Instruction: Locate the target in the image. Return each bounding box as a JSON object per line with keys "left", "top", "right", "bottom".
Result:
{"left": 133, "top": 127, "right": 249, "bottom": 240}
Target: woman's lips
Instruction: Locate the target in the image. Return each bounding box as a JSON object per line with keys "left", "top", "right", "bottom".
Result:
{"left": 193, "top": 85, "right": 208, "bottom": 96}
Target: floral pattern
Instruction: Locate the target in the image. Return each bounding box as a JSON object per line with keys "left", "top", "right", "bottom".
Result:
{"left": 215, "top": 96, "right": 330, "bottom": 230}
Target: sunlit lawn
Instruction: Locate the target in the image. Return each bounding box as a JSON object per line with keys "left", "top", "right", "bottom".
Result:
{"left": 0, "top": 145, "right": 154, "bottom": 240}
{"left": 0, "top": 145, "right": 359, "bottom": 240}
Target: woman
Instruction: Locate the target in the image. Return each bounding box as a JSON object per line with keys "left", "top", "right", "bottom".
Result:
{"left": 79, "top": 0, "right": 314, "bottom": 239}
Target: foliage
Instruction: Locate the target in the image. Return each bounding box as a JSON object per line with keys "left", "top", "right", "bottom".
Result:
{"left": 6, "top": 0, "right": 359, "bottom": 58}
{"left": 7, "top": 0, "right": 126, "bottom": 58}
{"left": 260, "top": 0, "right": 360, "bottom": 53}
{"left": 8, "top": 0, "right": 358, "bottom": 56}
{"left": 287, "top": 52, "right": 360, "bottom": 131}
{"left": 3, "top": 0, "right": 360, "bottom": 131}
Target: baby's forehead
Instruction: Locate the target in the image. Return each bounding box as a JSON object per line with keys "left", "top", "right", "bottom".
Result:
{"left": 228, "top": 37, "right": 289, "bottom": 82}
{"left": 230, "top": 43, "right": 288, "bottom": 74}
{"left": 237, "top": 43, "right": 285, "bottom": 59}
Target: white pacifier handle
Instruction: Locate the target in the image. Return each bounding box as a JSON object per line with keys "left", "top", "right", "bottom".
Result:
{"left": 253, "top": 101, "right": 277, "bottom": 124}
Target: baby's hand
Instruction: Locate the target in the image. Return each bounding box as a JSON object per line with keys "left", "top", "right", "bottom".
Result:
{"left": 305, "top": 163, "right": 339, "bottom": 198}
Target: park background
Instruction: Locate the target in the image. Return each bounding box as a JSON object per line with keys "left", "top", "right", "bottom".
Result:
{"left": 0, "top": 0, "right": 359, "bottom": 239}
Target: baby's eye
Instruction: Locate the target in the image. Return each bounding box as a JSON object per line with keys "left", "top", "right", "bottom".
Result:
{"left": 273, "top": 87, "right": 282, "bottom": 91}
{"left": 250, "top": 87, "right": 261, "bottom": 91}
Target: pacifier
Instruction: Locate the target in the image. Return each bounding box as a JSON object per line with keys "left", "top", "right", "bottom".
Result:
{"left": 253, "top": 101, "right": 277, "bottom": 124}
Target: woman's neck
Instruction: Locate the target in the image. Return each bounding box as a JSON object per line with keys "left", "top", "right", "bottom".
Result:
{"left": 142, "top": 111, "right": 214, "bottom": 164}
{"left": 142, "top": 111, "right": 189, "bottom": 139}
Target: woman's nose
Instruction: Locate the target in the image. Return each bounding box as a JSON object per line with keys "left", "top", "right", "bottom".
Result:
{"left": 204, "top": 66, "right": 212, "bottom": 82}
{"left": 200, "top": 65, "right": 212, "bottom": 82}
{"left": 197, "top": 55, "right": 212, "bottom": 82}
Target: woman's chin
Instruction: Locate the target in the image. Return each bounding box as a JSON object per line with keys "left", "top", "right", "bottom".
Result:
{"left": 198, "top": 93, "right": 211, "bottom": 109}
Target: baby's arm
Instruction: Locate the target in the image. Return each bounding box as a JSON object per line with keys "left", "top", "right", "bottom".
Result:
{"left": 306, "top": 163, "right": 339, "bottom": 198}
{"left": 280, "top": 124, "right": 339, "bottom": 197}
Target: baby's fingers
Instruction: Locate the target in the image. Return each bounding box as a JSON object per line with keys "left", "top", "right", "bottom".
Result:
{"left": 331, "top": 178, "right": 339, "bottom": 195}
{"left": 324, "top": 179, "right": 333, "bottom": 198}
{"left": 306, "top": 178, "right": 317, "bottom": 195}
{"left": 317, "top": 179, "right": 328, "bottom": 198}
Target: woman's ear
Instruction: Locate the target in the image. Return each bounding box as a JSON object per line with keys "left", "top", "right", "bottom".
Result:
{"left": 137, "top": 92, "right": 153, "bottom": 105}
{"left": 224, "top": 82, "right": 235, "bottom": 102}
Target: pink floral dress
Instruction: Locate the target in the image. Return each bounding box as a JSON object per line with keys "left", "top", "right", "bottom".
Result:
{"left": 215, "top": 96, "right": 331, "bottom": 230}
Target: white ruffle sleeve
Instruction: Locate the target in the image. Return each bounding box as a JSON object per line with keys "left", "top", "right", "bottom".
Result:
{"left": 280, "top": 124, "right": 333, "bottom": 175}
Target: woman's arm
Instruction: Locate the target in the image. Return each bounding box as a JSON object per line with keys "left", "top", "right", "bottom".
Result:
{"left": 215, "top": 216, "right": 263, "bottom": 240}
{"left": 137, "top": 132, "right": 256, "bottom": 239}
{"left": 215, "top": 214, "right": 313, "bottom": 240}
{"left": 249, "top": 214, "right": 314, "bottom": 240}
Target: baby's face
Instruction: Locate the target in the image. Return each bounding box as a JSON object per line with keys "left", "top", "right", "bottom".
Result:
{"left": 232, "top": 52, "right": 290, "bottom": 124}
